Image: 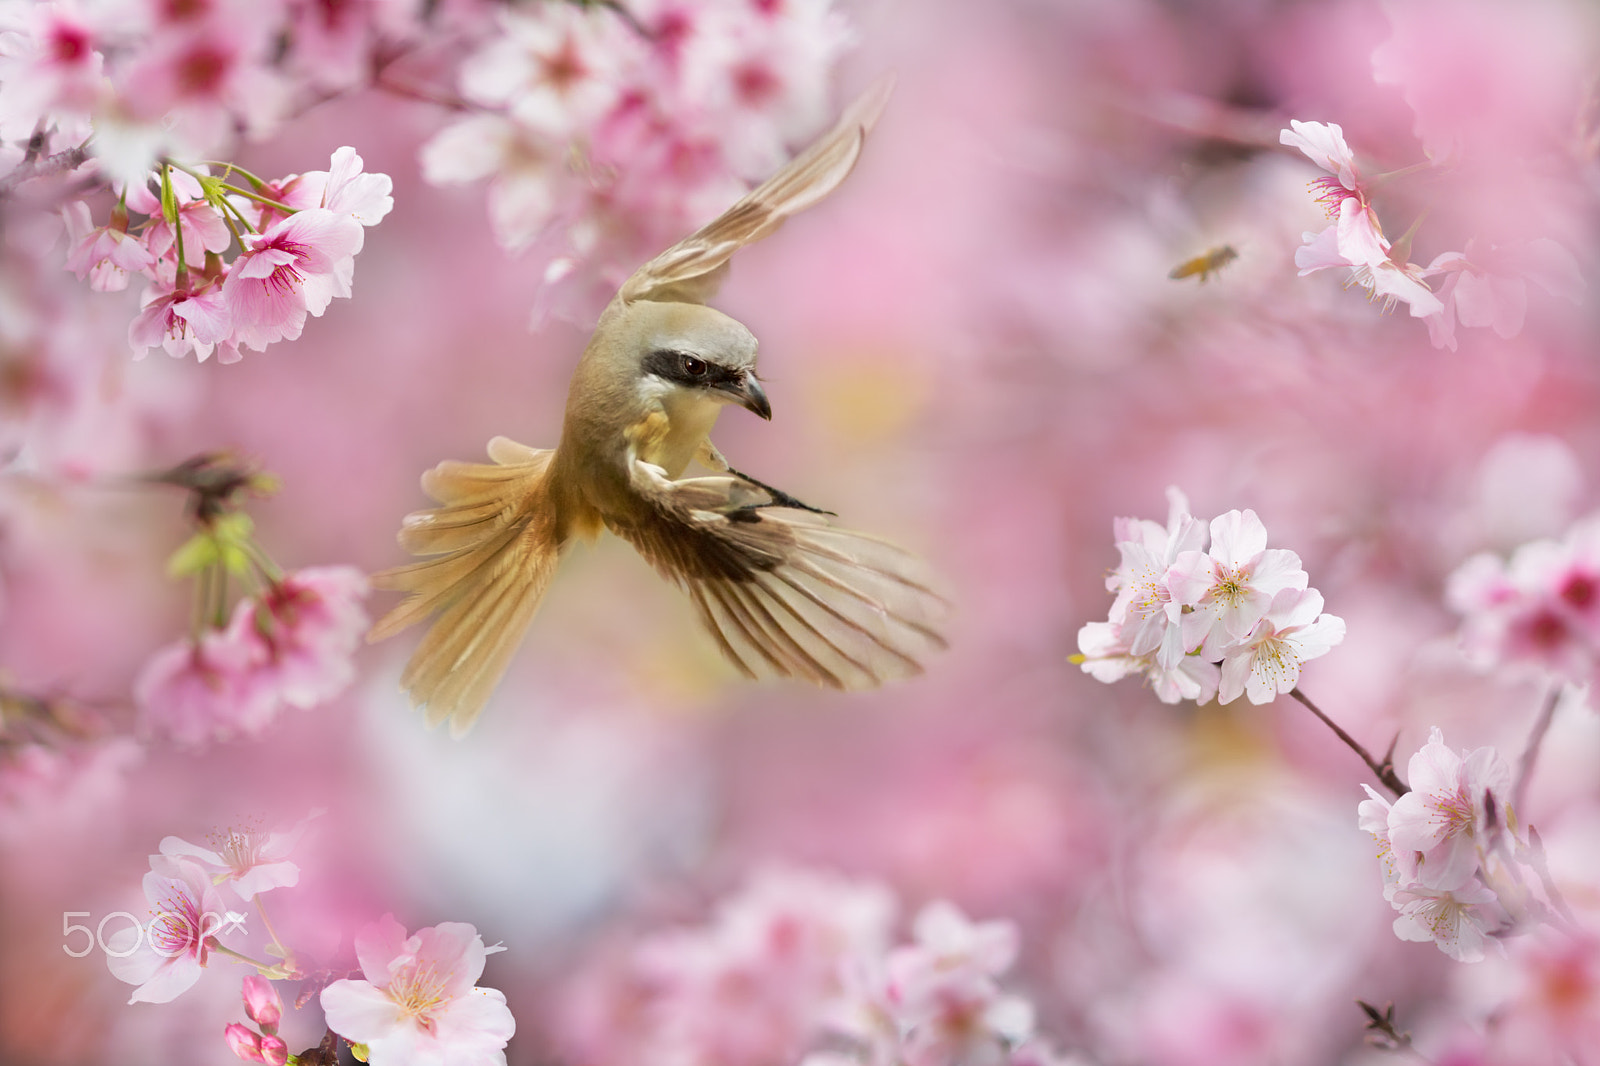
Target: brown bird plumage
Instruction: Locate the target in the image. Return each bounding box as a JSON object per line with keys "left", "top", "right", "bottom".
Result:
{"left": 369, "top": 77, "right": 946, "bottom": 734}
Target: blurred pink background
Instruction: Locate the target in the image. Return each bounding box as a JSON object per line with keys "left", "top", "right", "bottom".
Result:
{"left": 3, "top": 0, "right": 1600, "bottom": 1063}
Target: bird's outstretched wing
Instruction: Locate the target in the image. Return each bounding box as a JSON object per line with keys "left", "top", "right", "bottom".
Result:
{"left": 617, "top": 75, "right": 894, "bottom": 307}
{"left": 368, "top": 437, "right": 564, "bottom": 735}
{"left": 607, "top": 458, "right": 946, "bottom": 689}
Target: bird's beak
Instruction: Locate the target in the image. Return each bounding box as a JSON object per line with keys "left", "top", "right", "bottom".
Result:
{"left": 724, "top": 372, "right": 772, "bottom": 421}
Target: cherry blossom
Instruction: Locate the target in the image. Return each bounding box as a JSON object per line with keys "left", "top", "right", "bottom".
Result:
{"left": 1106, "top": 485, "right": 1205, "bottom": 668}
{"left": 157, "top": 814, "right": 313, "bottom": 900}
{"left": 1385, "top": 727, "right": 1511, "bottom": 891}
{"left": 1422, "top": 237, "right": 1584, "bottom": 350}
{"left": 1388, "top": 879, "right": 1508, "bottom": 963}
{"left": 240, "top": 973, "right": 281, "bottom": 1030}
{"left": 246, "top": 566, "right": 371, "bottom": 711}
{"left": 62, "top": 201, "right": 157, "bottom": 292}
{"left": 1213, "top": 587, "right": 1346, "bottom": 706}
{"left": 1447, "top": 511, "right": 1600, "bottom": 687}
{"left": 133, "top": 624, "right": 278, "bottom": 747}
{"left": 222, "top": 208, "right": 364, "bottom": 351}
{"left": 884, "top": 901, "right": 1036, "bottom": 1066}
{"left": 1075, "top": 619, "right": 1221, "bottom": 705}
{"left": 1168, "top": 509, "right": 1309, "bottom": 653}
{"left": 128, "top": 282, "right": 234, "bottom": 363}
{"left": 320, "top": 914, "right": 515, "bottom": 1066}
{"left": 106, "top": 853, "right": 227, "bottom": 1003}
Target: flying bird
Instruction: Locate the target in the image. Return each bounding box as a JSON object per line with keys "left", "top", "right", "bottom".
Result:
{"left": 369, "top": 78, "right": 947, "bottom": 734}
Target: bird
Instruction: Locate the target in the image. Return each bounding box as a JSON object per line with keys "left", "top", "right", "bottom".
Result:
{"left": 368, "top": 77, "right": 948, "bottom": 734}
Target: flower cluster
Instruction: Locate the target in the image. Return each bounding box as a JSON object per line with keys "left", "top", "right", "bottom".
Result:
{"left": 1356, "top": 729, "right": 1559, "bottom": 962}
{"left": 1281, "top": 120, "right": 1583, "bottom": 349}
{"left": 131, "top": 454, "right": 369, "bottom": 747}
{"left": 556, "top": 865, "right": 1072, "bottom": 1066}
{"left": 0, "top": 0, "right": 418, "bottom": 186}
{"left": 1075, "top": 488, "right": 1345, "bottom": 705}
{"left": 69, "top": 147, "right": 392, "bottom": 363}
{"left": 224, "top": 975, "right": 288, "bottom": 1066}
{"left": 1447, "top": 510, "right": 1600, "bottom": 692}
{"left": 420, "top": 0, "right": 852, "bottom": 304}
{"left": 107, "top": 823, "right": 515, "bottom": 1065}
{"left": 320, "top": 914, "right": 515, "bottom": 1066}
{"left": 107, "top": 821, "right": 309, "bottom": 1004}
{"left": 135, "top": 565, "right": 370, "bottom": 746}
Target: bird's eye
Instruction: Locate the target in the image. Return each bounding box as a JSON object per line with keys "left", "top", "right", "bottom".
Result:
{"left": 682, "top": 355, "right": 707, "bottom": 377}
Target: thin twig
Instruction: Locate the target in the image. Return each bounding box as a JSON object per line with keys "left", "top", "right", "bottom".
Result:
{"left": 1512, "top": 683, "right": 1562, "bottom": 815}
{"left": 0, "top": 142, "right": 93, "bottom": 198}
{"left": 1289, "top": 687, "right": 1409, "bottom": 795}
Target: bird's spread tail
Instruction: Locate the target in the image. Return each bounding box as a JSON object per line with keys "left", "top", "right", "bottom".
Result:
{"left": 369, "top": 436, "right": 563, "bottom": 734}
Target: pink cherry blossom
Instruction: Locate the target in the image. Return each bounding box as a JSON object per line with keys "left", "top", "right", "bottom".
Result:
{"left": 1358, "top": 784, "right": 1400, "bottom": 889}
{"left": 241, "top": 973, "right": 282, "bottom": 1030}
{"left": 274, "top": 147, "right": 395, "bottom": 246}
{"left": 1075, "top": 619, "right": 1221, "bottom": 705}
{"left": 1106, "top": 486, "right": 1205, "bottom": 668}
{"left": 222, "top": 208, "right": 363, "bottom": 351}
{"left": 1212, "top": 587, "right": 1346, "bottom": 706}
{"left": 460, "top": 4, "right": 633, "bottom": 137}
{"left": 1388, "top": 878, "right": 1508, "bottom": 963}
{"left": 1386, "top": 727, "right": 1511, "bottom": 891}
{"left": 1280, "top": 119, "right": 1361, "bottom": 191}
{"left": 158, "top": 814, "right": 313, "bottom": 900}
{"left": 225, "top": 1022, "right": 264, "bottom": 1062}
{"left": 1447, "top": 512, "right": 1600, "bottom": 687}
{"left": 883, "top": 901, "right": 1036, "bottom": 1066}
{"left": 106, "top": 853, "right": 227, "bottom": 1003}
{"left": 62, "top": 201, "right": 157, "bottom": 292}
{"left": 1169, "top": 509, "right": 1309, "bottom": 653}
{"left": 248, "top": 566, "right": 370, "bottom": 710}
{"left": 128, "top": 281, "right": 234, "bottom": 363}
{"left": 1423, "top": 238, "right": 1584, "bottom": 348}
{"left": 0, "top": 1, "right": 105, "bottom": 133}
{"left": 133, "top": 623, "right": 278, "bottom": 747}
{"left": 320, "top": 914, "right": 515, "bottom": 1066}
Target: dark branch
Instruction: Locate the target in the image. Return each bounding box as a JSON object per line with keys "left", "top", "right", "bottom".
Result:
{"left": 1289, "top": 687, "right": 1409, "bottom": 795}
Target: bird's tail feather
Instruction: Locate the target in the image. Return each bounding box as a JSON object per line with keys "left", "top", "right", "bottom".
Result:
{"left": 368, "top": 437, "right": 563, "bottom": 735}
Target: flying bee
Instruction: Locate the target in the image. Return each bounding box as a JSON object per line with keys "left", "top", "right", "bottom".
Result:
{"left": 1168, "top": 243, "right": 1239, "bottom": 283}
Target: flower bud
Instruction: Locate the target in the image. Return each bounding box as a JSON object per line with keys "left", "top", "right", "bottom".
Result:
{"left": 260, "top": 1034, "right": 289, "bottom": 1066}
{"left": 242, "top": 974, "right": 282, "bottom": 1032}
{"left": 224, "top": 1022, "right": 265, "bottom": 1063}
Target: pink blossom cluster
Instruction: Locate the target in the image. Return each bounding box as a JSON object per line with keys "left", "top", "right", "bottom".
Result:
{"left": 320, "top": 914, "right": 516, "bottom": 1066}
{"left": 65, "top": 147, "right": 392, "bottom": 363}
{"left": 224, "top": 975, "right": 288, "bottom": 1065}
{"left": 1282, "top": 120, "right": 1583, "bottom": 350}
{"left": 1357, "top": 729, "right": 1561, "bottom": 963}
{"left": 1076, "top": 488, "right": 1346, "bottom": 705}
{"left": 106, "top": 820, "right": 307, "bottom": 1004}
{"left": 557, "top": 866, "right": 1074, "bottom": 1066}
{"left": 0, "top": 0, "right": 420, "bottom": 184}
{"left": 134, "top": 566, "right": 370, "bottom": 747}
{"left": 1447, "top": 511, "right": 1600, "bottom": 692}
{"left": 420, "top": 0, "right": 852, "bottom": 302}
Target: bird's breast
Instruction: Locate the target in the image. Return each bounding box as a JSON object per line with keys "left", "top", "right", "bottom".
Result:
{"left": 636, "top": 392, "right": 724, "bottom": 479}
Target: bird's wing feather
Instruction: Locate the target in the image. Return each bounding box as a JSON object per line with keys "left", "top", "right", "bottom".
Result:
{"left": 618, "top": 75, "right": 893, "bottom": 306}
{"left": 368, "top": 437, "right": 563, "bottom": 735}
{"left": 607, "top": 457, "right": 946, "bottom": 689}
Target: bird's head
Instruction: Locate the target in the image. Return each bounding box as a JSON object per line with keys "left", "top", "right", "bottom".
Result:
{"left": 630, "top": 303, "right": 770, "bottom": 420}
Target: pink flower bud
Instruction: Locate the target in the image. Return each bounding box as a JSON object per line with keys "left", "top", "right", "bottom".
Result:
{"left": 224, "top": 1023, "right": 265, "bottom": 1063}
{"left": 242, "top": 975, "right": 282, "bottom": 1032}
{"left": 260, "top": 1034, "right": 289, "bottom": 1066}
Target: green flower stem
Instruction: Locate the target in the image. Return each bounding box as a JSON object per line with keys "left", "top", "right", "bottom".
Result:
{"left": 254, "top": 896, "right": 298, "bottom": 974}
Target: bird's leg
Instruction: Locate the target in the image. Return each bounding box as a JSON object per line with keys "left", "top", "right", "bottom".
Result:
{"left": 695, "top": 440, "right": 834, "bottom": 516}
